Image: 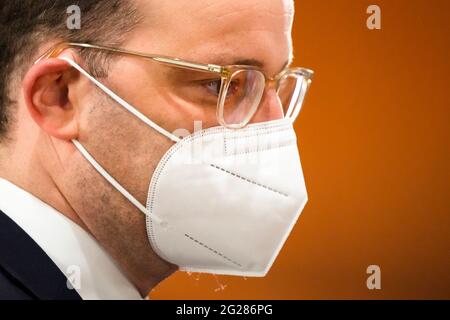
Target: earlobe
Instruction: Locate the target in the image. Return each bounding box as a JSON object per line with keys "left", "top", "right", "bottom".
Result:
{"left": 23, "top": 58, "right": 79, "bottom": 140}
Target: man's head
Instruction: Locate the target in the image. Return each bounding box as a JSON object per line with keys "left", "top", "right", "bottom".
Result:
{"left": 0, "top": 0, "right": 295, "bottom": 295}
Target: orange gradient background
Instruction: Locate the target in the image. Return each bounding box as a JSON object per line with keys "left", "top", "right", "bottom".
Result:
{"left": 151, "top": 0, "right": 450, "bottom": 299}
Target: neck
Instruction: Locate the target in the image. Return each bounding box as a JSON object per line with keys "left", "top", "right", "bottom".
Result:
{"left": 0, "top": 137, "right": 87, "bottom": 229}
{"left": 0, "top": 134, "right": 176, "bottom": 298}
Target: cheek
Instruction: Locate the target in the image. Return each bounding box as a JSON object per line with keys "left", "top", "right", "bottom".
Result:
{"left": 69, "top": 59, "right": 178, "bottom": 207}
{"left": 87, "top": 56, "right": 220, "bottom": 148}
{"left": 112, "top": 83, "right": 216, "bottom": 135}
{"left": 80, "top": 92, "right": 175, "bottom": 205}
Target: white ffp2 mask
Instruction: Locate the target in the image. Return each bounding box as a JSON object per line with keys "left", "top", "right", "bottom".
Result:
{"left": 62, "top": 57, "right": 308, "bottom": 277}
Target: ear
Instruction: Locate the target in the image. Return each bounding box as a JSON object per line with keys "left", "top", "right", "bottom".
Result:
{"left": 22, "top": 56, "right": 80, "bottom": 140}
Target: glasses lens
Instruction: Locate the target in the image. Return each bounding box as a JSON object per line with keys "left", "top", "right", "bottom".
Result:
{"left": 277, "top": 74, "right": 306, "bottom": 119}
{"left": 221, "top": 69, "right": 265, "bottom": 127}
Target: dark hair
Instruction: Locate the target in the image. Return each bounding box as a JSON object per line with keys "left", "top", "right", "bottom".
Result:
{"left": 0, "top": 0, "right": 141, "bottom": 141}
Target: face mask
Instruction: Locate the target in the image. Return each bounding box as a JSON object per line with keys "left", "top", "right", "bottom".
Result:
{"left": 61, "top": 57, "right": 308, "bottom": 277}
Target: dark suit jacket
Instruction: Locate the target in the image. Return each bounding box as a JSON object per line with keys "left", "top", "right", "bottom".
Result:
{"left": 0, "top": 209, "right": 81, "bottom": 300}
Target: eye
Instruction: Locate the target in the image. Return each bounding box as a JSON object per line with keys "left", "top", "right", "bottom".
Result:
{"left": 203, "top": 79, "right": 241, "bottom": 98}
{"left": 204, "top": 79, "right": 222, "bottom": 96}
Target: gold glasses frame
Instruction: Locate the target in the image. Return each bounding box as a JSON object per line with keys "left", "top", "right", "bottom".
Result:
{"left": 36, "top": 42, "right": 314, "bottom": 129}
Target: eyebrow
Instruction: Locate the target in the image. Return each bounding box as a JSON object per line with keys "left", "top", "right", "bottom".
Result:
{"left": 214, "top": 56, "right": 294, "bottom": 75}
{"left": 232, "top": 58, "right": 265, "bottom": 68}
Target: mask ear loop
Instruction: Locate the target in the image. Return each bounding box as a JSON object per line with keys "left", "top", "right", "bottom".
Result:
{"left": 71, "top": 140, "right": 164, "bottom": 225}
{"left": 58, "top": 57, "right": 179, "bottom": 225}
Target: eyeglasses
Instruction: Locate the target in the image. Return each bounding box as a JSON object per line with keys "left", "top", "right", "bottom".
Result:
{"left": 36, "top": 42, "right": 314, "bottom": 129}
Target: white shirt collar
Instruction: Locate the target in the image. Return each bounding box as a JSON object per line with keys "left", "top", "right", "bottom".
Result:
{"left": 0, "top": 178, "right": 143, "bottom": 300}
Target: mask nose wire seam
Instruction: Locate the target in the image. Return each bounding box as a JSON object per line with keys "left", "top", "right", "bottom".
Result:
{"left": 58, "top": 57, "right": 180, "bottom": 143}
{"left": 72, "top": 139, "right": 164, "bottom": 225}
